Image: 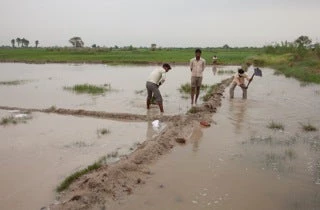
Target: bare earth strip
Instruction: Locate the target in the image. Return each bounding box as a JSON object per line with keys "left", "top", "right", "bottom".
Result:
{"left": 5, "top": 77, "right": 231, "bottom": 210}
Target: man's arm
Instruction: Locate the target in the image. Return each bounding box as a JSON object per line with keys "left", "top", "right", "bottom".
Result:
{"left": 190, "top": 60, "right": 193, "bottom": 72}
{"left": 159, "top": 72, "right": 166, "bottom": 85}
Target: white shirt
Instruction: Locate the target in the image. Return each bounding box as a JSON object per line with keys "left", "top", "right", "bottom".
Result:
{"left": 190, "top": 57, "right": 206, "bottom": 77}
{"left": 147, "top": 67, "right": 166, "bottom": 85}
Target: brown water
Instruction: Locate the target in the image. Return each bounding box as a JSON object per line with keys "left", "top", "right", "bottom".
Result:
{"left": 0, "top": 111, "right": 151, "bottom": 210}
{"left": 0, "top": 63, "right": 236, "bottom": 115}
{"left": 109, "top": 68, "right": 320, "bottom": 210}
{"left": 0, "top": 63, "right": 234, "bottom": 210}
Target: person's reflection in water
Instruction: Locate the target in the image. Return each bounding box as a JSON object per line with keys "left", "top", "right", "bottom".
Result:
{"left": 229, "top": 99, "right": 247, "bottom": 134}
{"left": 190, "top": 125, "right": 203, "bottom": 152}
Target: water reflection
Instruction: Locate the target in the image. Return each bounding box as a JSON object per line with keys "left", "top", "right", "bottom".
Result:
{"left": 229, "top": 99, "right": 247, "bottom": 134}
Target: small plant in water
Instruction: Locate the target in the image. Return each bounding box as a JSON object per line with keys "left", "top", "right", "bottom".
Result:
{"left": 64, "top": 84, "right": 110, "bottom": 95}
{"left": 0, "top": 80, "right": 29, "bottom": 86}
{"left": 97, "top": 128, "right": 111, "bottom": 137}
{"left": 178, "top": 83, "right": 209, "bottom": 94}
{"left": 267, "top": 121, "right": 284, "bottom": 131}
{"left": 300, "top": 123, "right": 318, "bottom": 132}
{"left": 0, "top": 116, "right": 17, "bottom": 125}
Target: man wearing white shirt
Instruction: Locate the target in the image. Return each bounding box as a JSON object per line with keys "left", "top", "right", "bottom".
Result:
{"left": 190, "top": 49, "right": 206, "bottom": 105}
{"left": 146, "top": 63, "right": 172, "bottom": 113}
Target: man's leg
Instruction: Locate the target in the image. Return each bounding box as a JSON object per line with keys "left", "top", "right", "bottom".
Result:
{"left": 229, "top": 83, "right": 236, "bottom": 99}
{"left": 191, "top": 77, "right": 196, "bottom": 105}
{"left": 146, "top": 82, "right": 153, "bottom": 109}
{"left": 242, "top": 87, "right": 247, "bottom": 99}
{"left": 195, "top": 77, "right": 203, "bottom": 104}
{"left": 152, "top": 85, "right": 164, "bottom": 113}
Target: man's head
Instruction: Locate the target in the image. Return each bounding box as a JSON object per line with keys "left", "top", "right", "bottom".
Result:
{"left": 195, "top": 49, "right": 202, "bottom": 59}
{"left": 238, "top": 68, "right": 245, "bottom": 77}
{"left": 163, "top": 63, "right": 172, "bottom": 72}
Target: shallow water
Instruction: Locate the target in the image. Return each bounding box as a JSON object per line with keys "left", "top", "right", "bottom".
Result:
{"left": 0, "top": 63, "right": 233, "bottom": 210}
{"left": 109, "top": 68, "right": 320, "bottom": 210}
{"left": 0, "top": 63, "right": 236, "bottom": 115}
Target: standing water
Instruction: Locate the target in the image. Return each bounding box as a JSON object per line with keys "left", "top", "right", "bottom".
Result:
{"left": 109, "top": 68, "right": 320, "bottom": 210}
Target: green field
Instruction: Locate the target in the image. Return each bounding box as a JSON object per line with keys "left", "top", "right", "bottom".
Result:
{"left": 0, "top": 47, "right": 319, "bottom": 84}
{"left": 0, "top": 47, "right": 260, "bottom": 65}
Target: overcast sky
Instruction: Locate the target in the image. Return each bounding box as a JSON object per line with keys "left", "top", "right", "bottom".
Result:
{"left": 1, "top": 0, "right": 319, "bottom": 47}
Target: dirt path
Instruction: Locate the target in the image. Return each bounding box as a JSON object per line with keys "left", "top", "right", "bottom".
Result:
{"left": 41, "top": 78, "right": 233, "bottom": 210}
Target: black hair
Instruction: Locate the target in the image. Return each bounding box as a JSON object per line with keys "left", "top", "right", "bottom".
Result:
{"left": 163, "top": 63, "right": 171, "bottom": 70}
{"left": 238, "top": 69, "right": 245, "bottom": 74}
{"left": 195, "top": 49, "right": 202, "bottom": 53}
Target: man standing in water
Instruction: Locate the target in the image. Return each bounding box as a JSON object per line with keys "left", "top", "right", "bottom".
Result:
{"left": 212, "top": 55, "right": 218, "bottom": 75}
{"left": 229, "top": 68, "right": 252, "bottom": 99}
{"left": 190, "top": 49, "right": 206, "bottom": 105}
{"left": 146, "top": 63, "right": 172, "bottom": 113}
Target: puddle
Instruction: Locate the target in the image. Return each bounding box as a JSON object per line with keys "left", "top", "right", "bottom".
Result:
{"left": 0, "top": 63, "right": 237, "bottom": 115}
{"left": 108, "top": 68, "right": 320, "bottom": 210}
{"left": 0, "top": 110, "right": 151, "bottom": 210}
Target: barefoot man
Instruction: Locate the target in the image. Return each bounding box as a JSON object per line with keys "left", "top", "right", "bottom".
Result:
{"left": 146, "top": 63, "right": 172, "bottom": 113}
{"left": 229, "top": 68, "right": 252, "bottom": 99}
{"left": 190, "top": 49, "right": 206, "bottom": 105}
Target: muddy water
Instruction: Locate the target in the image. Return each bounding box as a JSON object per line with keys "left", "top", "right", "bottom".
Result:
{"left": 109, "top": 68, "right": 320, "bottom": 210}
{"left": 0, "top": 111, "right": 150, "bottom": 210}
{"left": 0, "top": 63, "right": 236, "bottom": 115}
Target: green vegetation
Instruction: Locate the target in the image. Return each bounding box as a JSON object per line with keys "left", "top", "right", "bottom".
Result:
{"left": 202, "top": 84, "right": 219, "bottom": 102}
{"left": 0, "top": 47, "right": 260, "bottom": 65}
{"left": 97, "top": 128, "right": 111, "bottom": 137}
{"left": 0, "top": 116, "right": 17, "bottom": 125}
{"left": 267, "top": 121, "right": 285, "bottom": 131}
{"left": 217, "top": 70, "right": 235, "bottom": 75}
{"left": 0, "top": 80, "right": 29, "bottom": 85}
{"left": 178, "top": 83, "right": 209, "bottom": 94}
{"left": 246, "top": 36, "right": 320, "bottom": 84}
{"left": 188, "top": 107, "right": 199, "bottom": 114}
{"left": 64, "top": 84, "right": 111, "bottom": 95}
{"left": 56, "top": 158, "right": 105, "bottom": 192}
{"left": 300, "top": 123, "right": 318, "bottom": 132}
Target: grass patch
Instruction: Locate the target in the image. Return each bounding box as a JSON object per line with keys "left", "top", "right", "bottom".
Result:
{"left": 178, "top": 83, "right": 209, "bottom": 94}
{"left": 0, "top": 47, "right": 260, "bottom": 65}
{"left": 202, "top": 84, "right": 219, "bottom": 102}
{"left": 188, "top": 107, "right": 199, "bottom": 114}
{"left": 64, "top": 83, "right": 111, "bottom": 95}
{"left": 300, "top": 123, "right": 318, "bottom": 132}
{"left": 0, "top": 80, "right": 29, "bottom": 85}
{"left": 217, "top": 70, "right": 235, "bottom": 75}
{"left": 56, "top": 159, "right": 104, "bottom": 192}
{"left": 97, "top": 128, "right": 111, "bottom": 137}
{"left": 267, "top": 121, "right": 285, "bottom": 131}
{"left": 0, "top": 116, "right": 18, "bottom": 125}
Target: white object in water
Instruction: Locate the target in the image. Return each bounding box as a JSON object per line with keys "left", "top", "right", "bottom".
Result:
{"left": 152, "top": 120, "right": 160, "bottom": 128}
{"left": 14, "top": 114, "right": 29, "bottom": 119}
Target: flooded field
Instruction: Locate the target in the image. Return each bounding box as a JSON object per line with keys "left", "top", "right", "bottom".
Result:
{"left": 108, "top": 69, "right": 320, "bottom": 210}
{"left": 0, "top": 63, "right": 235, "bottom": 115}
{"left": 1, "top": 63, "right": 319, "bottom": 210}
{"left": 0, "top": 63, "right": 235, "bottom": 210}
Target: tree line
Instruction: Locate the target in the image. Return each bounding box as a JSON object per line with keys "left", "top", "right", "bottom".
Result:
{"left": 11, "top": 38, "right": 39, "bottom": 48}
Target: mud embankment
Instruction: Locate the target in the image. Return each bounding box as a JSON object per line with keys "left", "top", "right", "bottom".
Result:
{"left": 30, "top": 77, "right": 232, "bottom": 210}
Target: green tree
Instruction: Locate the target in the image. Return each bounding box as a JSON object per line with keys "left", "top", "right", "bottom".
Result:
{"left": 151, "top": 43, "right": 157, "bottom": 51}
{"left": 16, "top": 38, "right": 21, "bottom": 47}
{"left": 92, "top": 44, "right": 97, "bottom": 48}
{"left": 69, "top": 37, "right": 84, "bottom": 47}
{"left": 35, "top": 40, "right": 39, "bottom": 48}
{"left": 294, "top": 35, "right": 312, "bottom": 48}
{"left": 222, "top": 44, "right": 230, "bottom": 49}
{"left": 11, "top": 39, "right": 15, "bottom": 48}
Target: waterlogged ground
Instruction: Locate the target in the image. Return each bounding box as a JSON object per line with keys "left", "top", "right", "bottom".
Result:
{"left": 0, "top": 110, "right": 152, "bottom": 210}
{"left": 109, "top": 68, "right": 320, "bottom": 210}
{"left": 0, "top": 63, "right": 234, "bottom": 210}
{"left": 0, "top": 63, "right": 236, "bottom": 115}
